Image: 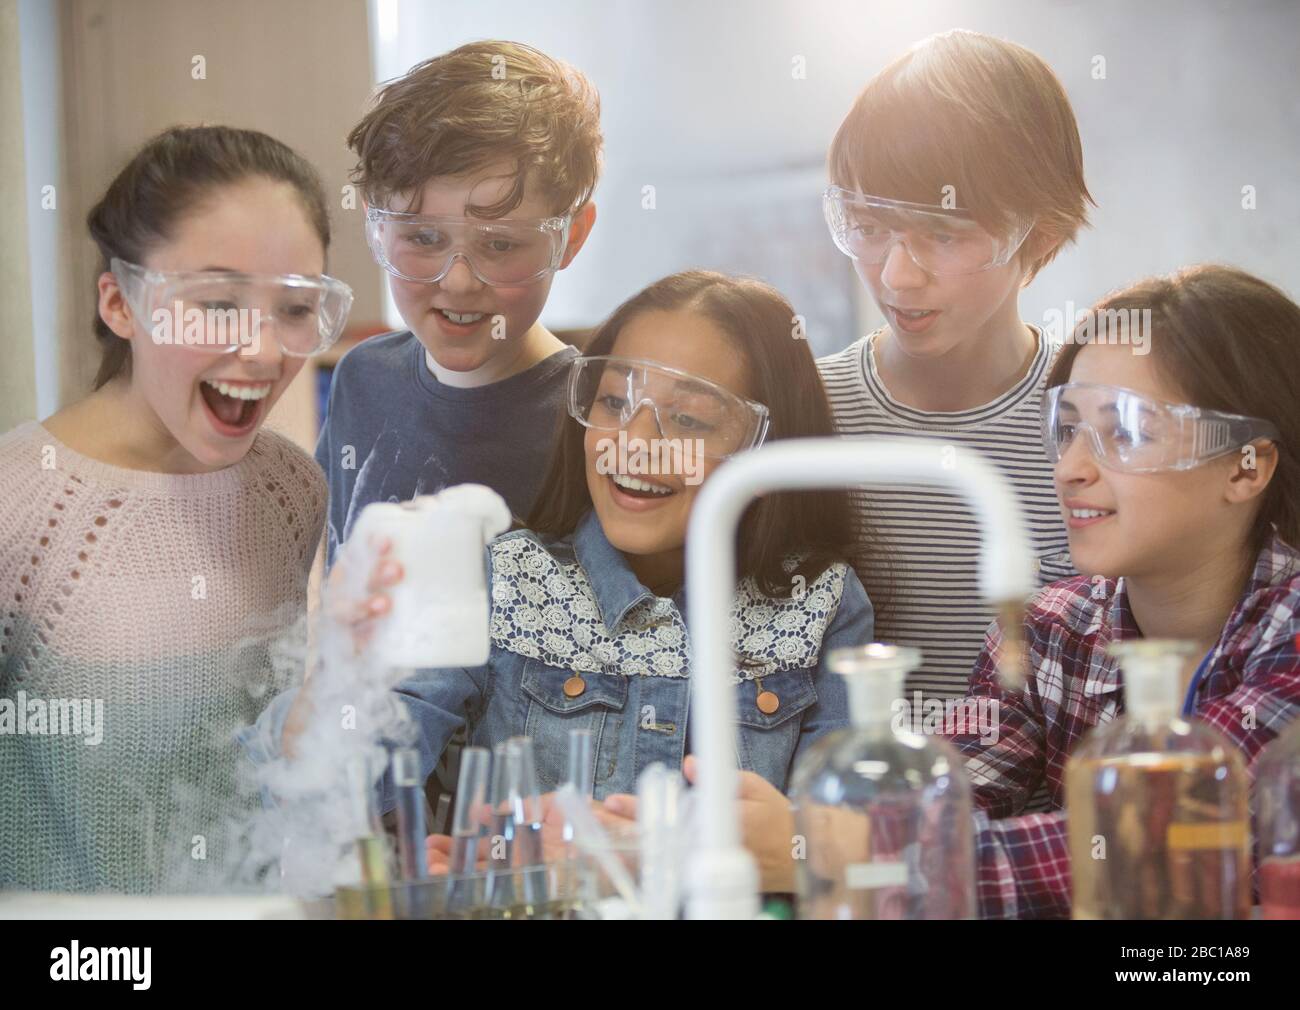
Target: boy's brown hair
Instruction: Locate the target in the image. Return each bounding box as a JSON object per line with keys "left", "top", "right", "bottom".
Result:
{"left": 828, "top": 30, "right": 1093, "bottom": 282}
{"left": 347, "top": 40, "right": 602, "bottom": 217}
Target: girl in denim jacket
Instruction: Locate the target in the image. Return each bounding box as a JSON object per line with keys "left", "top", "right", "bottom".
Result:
{"left": 273, "top": 270, "right": 876, "bottom": 810}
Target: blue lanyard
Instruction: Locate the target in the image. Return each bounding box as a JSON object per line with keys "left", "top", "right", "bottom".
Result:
{"left": 1181, "top": 649, "right": 1214, "bottom": 717}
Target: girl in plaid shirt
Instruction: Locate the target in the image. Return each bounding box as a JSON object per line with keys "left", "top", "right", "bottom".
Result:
{"left": 622, "top": 265, "right": 1300, "bottom": 916}
{"left": 952, "top": 264, "right": 1300, "bottom": 917}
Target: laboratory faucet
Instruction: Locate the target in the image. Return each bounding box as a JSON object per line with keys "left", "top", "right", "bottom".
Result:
{"left": 683, "top": 437, "right": 1036, "bottom": 920}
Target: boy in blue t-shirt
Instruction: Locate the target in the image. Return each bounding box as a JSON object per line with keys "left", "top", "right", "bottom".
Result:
{"left": 318, "top": 40, "right": 602, "bottom": 561}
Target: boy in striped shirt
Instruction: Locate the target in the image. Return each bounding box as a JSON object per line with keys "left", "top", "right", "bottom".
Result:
{"left": 817, "top": 30, "right": 1094, "bottom": 705}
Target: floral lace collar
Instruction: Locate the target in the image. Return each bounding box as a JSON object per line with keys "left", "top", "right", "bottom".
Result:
{"left": 488, "top": 514, "right": 847, "bottom": 683}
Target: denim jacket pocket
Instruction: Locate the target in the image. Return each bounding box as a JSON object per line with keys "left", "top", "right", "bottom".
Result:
{"left": 734, "top": 667, "right": 818, "bottom": 790}
{"left": 519, "top": 659, "right": 628, "bottom": 791}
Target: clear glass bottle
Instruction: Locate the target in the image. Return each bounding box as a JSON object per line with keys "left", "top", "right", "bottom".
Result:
{"left": 1257, "top": 720, "right": 1300, "bottom": 919}
{"left": 1066, "top": 640, "right": 1251, "bottom": 920}
{"left": 789, "top": 644, "right": 976, "bottom": 919}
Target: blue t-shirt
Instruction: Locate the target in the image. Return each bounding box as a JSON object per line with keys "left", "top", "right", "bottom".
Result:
{"left": 315, "top": 330, "right": 578, "bottom": 563}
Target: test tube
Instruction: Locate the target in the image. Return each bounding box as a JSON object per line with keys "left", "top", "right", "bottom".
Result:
{"left": 483, "top": 741, "right": 515, "bottom": 910}
{"left": 566, "top": 728, "right": 595, "bottom": 798}
{"left": 637, "top": 763, "right": 683, "bottom": 920}
{"left": 346, "top": 753, "right": 389, "bottom": 885}
{"left": 391, "top": 747, "right": 427, "bottom": 882}
{"left": 449, "top": 746, "right": 491, "bottom": 874}
{"left": 506, "top": 737, "right": 549, "bottom": 908}
{"left": 345, "top": 753, "right": 393, "bottom": 919}
{"left": 446, "top": 745, "right": 491, "bottom": 913}
{"left": 562, "top": 729, "right": 595, "bottom": 846}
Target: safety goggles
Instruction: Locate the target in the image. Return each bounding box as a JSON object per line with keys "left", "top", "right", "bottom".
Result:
{"left": 110, "top": 258, "right": 352, "bottom": 356}
{"left": 567, "top": 355, "right": 771, "bottom": 460}
{"left": 823, "top": 186, "right": 1033, "bottom": 276}
{"left": 1042, "top": 382, "right": 1280, "bottom": 474}
{"left": 365, "top": 207, "right": 572, "bottom": 286}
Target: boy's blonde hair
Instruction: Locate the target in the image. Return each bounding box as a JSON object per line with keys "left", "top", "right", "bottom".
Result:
{"left": 829, "top": 30, "right": 1093, "bottom": 281}
{"left": 347, "top": 40, "right": 603, "bottom": 217}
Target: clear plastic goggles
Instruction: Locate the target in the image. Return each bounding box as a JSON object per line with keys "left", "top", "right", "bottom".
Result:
{"left": 110, "top": 257, "right": 353, "bottom": 356}
{"left": 567, "top": 355, "right": 771, "bottom": 459}
{"left": 1043, "top": 382, "right": 1281, "bottom": 473}
{"left": 823, "top": 186, "right": 1033, "bottom": 276}
{"left": 365, "top": 207, "right": 572, "bottom": 286}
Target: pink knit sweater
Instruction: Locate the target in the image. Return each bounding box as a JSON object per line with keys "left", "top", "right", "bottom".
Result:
{"left": 0, "top": 421, "right": 325, "bottom": 893}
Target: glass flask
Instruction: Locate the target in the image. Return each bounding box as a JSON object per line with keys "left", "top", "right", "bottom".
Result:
{"left": 1066, "top": 640, "right": 1251, "bottom": 920}
{"left": 1257, "top": 720, "right": 1300, "bottom": 919}
{"left": 789, "top": 644, "right": 976, "bottom": 919}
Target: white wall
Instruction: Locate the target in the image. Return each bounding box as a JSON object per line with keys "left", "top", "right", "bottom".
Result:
{"left": 375, "top": 0, "right": 1300, "bottom": 354}
{"left": 18, "top": 0, "right": 61, "bottom": 415}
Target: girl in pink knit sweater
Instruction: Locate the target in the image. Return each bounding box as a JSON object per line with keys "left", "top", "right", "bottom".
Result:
{"left": 0, "top": 126, "right": 350, "bottom": 893}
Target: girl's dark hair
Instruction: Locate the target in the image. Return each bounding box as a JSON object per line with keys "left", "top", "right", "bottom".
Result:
{"left": 86, "top": 125, "right": 332, "bottom": 390}
{"left": 1047, "top": 264, "right": 1300, "bottom": 558}
{"left": 527, "top": 270, "right": 860, "bottom": 599}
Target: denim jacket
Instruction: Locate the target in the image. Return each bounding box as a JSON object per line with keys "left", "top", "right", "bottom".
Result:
{"left": 386, "top": 510, "right": 871, "bottom": 807}
{"left": 239, "top": 510, "right": 873, "bottom": 810}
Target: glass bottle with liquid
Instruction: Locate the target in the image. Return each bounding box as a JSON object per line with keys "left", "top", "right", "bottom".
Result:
{"left": 1257, "top": 720, "right": 1300, "bottom": 919}
{"left": 1066, "top": 640, "right": 1251, "bottom": 920}
{"left": 788, "top": 644, "right": 976, "bottom": 920}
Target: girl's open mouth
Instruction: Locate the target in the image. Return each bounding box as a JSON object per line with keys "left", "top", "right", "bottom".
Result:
{"left": 199, "top": 379, "right": 272, "bottom": 437}
{"left": 1066, "top": 506, "right": 1116, "bottom": 529}
{"left": 608, "top": 472, "right": 677, "bottom": 511}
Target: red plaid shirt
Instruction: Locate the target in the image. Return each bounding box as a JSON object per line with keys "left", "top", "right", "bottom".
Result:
{"left": 948, "top": 533, "right": 1300, "bottom": 919}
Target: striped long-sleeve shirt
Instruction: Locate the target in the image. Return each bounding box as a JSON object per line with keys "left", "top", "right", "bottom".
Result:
{"left": 817, "top": 328, "right": 1073, "bottom": 701}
